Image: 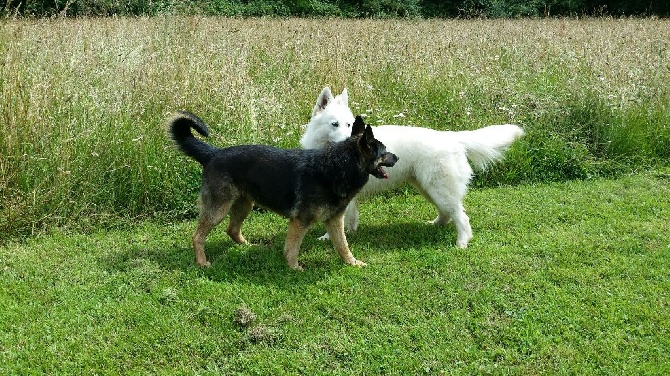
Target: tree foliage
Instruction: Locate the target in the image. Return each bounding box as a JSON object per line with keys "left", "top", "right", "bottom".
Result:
{"left": 4, "top": 0, "right": 669, "bottom": 18}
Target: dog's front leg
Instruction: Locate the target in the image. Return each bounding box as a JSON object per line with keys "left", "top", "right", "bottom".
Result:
{"left": 325, "top": 214, "right": 367, "bottom": 267}
{"left": 284, "top": 218, "right": 309, "bottom": 271}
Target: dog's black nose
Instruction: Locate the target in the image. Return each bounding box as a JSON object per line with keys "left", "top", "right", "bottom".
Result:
{"left": 381, "top": 152, "right": 398, "bottom": 167}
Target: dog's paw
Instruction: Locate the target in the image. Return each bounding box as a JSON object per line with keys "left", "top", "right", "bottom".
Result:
{"left": 317, "top": 233, "right": 330, "bottom": 241}
{"left": 228, "top": 231, "right": 249, "bottom": 245}
{"left": 456, "top": 235, "right": 471, "bottom": 249}
{"left": 343, "top": 220, "right": 359, "bottom": 232}
{"left": 456, "top": 232, "right": 472, "bottom": 249}
{"left": 197, "top": 260, "right": 212, "bottom": 268}
{"left": 348, "top": 259, "right": 367, "bottom": 267}
{"left": 430, "top": 216, "right": 452, "bottom": 226}
{"left": 456, "top": 239, "right": 470, "bottom": 249}
{"left": 289, "top": 263, "right": 305, "bottom": 272}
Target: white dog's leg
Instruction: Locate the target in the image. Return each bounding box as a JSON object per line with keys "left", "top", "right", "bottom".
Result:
{"left": 451, "top": 206, "right": 472, "bottom": 248}
{"left": 343, "top": 199, "right": 359, "bottom": 232}
{"left": 431, "top": 214, "right": 452, "bottom": 225}
{"left": 318, "top": 199, "right": 359, "bottom": 241}
{"left": 317, "top": 232, "right": 330, "bottom": 241}
{"left": 431, "top": 204, "right": 472, "bottom": 248}
{"left": 413, "top": 182, "right": 453, "bottom": 226}
{"left": 416, "top": 166, "right": 474, "bottom": 248}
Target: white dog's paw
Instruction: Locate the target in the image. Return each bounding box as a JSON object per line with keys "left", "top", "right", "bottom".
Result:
{"left": 456, "top": 239, "right": 469, "bottom": 249}
{"left": 456, "top": 233, "right": 472, "bottom": 249}
{"left": 430, "top": 216, "right": 452, "bottom": 226}
{"left": 318, "top": 233, "right": 330, "bottom": 241}
{"left": 344, "top": 218, "right": 359, "bottom": 231}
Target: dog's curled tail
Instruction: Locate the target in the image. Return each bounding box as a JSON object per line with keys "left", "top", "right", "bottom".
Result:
{"left": 456, "top": 124, "right": 524, "bottom": 171}
{"left": 169, "top": 111, "right": 218, "bottom": 166}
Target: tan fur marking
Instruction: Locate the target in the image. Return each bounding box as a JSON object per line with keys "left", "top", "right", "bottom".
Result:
{"left": 192, "top": 199, "right": 233, "bottom": 268}
{"left": 192, "top": 220, "right": 214, "bottom": 267}
{"left": 325, "top": 213, "right": 366, "bottom": 267}
{"left": 226, "top": 197, "right": 253, "bottom": 245}
{"left": 284, "top": 218, "right": 310, "bottom": 271}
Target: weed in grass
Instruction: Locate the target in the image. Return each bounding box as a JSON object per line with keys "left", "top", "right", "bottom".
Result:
{"left": 233, "top": 305, "right": 257, "bottom": 328}
{"left": 244, "top": 325, "right": 279, "bottom": 346}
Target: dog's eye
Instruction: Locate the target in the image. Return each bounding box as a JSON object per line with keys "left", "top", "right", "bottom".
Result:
{"left": 331, "top": 121, "right": 339, "bottom": 128}
{"left": 346, "top": 123, "right": 351, "bottom": 128}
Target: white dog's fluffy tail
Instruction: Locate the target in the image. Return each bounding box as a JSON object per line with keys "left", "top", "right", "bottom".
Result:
{"left": 454, "top": 124, "right": 524, "bottom": 171}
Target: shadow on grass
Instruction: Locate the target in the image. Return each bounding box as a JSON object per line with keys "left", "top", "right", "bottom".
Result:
{"left": 348, "top": 221, "right": 457, "bottom": 251}
{"left": 100, "top": 221, "right": 456, "bottom": 286}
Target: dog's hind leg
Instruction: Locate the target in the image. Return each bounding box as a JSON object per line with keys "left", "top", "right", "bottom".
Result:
{"left": 423, "top": 192, "right": 472, "bottom": 248}
{"left": 445, "top": 203, "right": 472, "bottom": 249}
{"left": 425, "top": 189, "right": 472, "bottom": 249}
{"left": 227, "top": 197, "right": 253, "bottom": 245}
{"left": 433, "top": 200, "right": 472, "bottom": 249}
{"left": 325, "top": 213, "right": 367, "bottom": 267}
{"left": 193, "top": 200, "right": 233, "bottom": 268}
{"left": 412, "top": 182, "right": 453, "bottom": 225}
{"left": 284, "top": 218, "right": 310, "bottom": 271}
{"left": 415, "top": 166, "right": 473, "bottom": 249}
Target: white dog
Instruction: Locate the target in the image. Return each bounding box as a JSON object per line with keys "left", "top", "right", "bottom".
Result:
{"left": 300, "top": 87, "right": 524, "bottom": 248}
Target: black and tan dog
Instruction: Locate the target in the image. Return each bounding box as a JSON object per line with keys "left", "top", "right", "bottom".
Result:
{"left": 170, "top": 111, "right": 398, "bottom": 270}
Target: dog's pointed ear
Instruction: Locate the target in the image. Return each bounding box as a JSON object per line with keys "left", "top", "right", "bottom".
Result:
{"left": 363, "top": 124, "right": 375, "bottom": 145}
{"left": 351, "top": 115, "right": 365, "bottom": 137}
{"left": 312, "top": 87, "right": 334, "bottom": 117}
{"left": 336, "top": 88, "right": 349, "bottom": 106}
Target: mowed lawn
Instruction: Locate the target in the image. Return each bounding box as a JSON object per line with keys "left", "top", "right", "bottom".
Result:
{"left": 2, "top": 172, "right": 668, "bottom": 374}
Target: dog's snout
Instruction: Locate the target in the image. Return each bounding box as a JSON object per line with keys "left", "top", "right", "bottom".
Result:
{"left": 390, "top": 153, "right": 399, "bottom": 163}
{"left": 382, "top": 152, "right": 398, "bottom": 167}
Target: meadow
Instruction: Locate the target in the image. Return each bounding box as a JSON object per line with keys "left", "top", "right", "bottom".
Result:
{"left": 1, "top": 17, "right": 669, "bottom": 373}
{"left": 1, "top": 17, "right": 669, "bottom": 239}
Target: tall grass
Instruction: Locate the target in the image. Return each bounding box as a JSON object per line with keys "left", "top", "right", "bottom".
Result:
{"left": 1, "top": 17, "right": 669, "bottom": 240}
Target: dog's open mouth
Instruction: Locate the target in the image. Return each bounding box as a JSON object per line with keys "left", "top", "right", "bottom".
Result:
{"left": 371, "top": 152, "right": 398, "bottom": 179}
{"left": 372, "top": 166, "right": 389, "bottom": 179}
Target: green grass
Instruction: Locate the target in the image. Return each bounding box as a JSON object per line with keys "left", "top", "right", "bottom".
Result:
{"left": 2, "top": 18, "right": 670, "bottom": 240}
{"left": 1, "top": 17, "right": 669, "bottom": 373}
{"left": 2, "top": 172, "right": 669, "bottom": 374}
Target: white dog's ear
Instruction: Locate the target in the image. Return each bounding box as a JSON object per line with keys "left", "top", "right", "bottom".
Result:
{"left": 313, "top": 87, "right": 334, "bottom": 117}
{"left": 336, "top": 88, "right": 349, "bottom": 106}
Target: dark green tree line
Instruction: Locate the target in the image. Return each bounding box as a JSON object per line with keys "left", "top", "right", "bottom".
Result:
{"left": 3, "top": 0, "right": 669, "bottom": 19}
